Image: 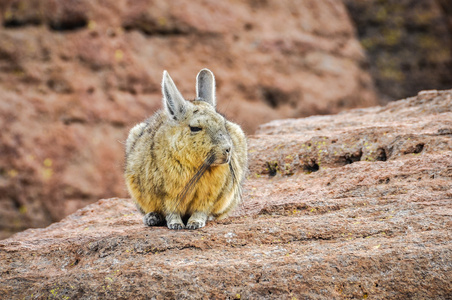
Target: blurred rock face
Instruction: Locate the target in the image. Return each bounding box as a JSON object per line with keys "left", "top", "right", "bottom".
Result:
{"left": 344, "top": 0, "right": 452, "bottom": 102}
{"left": 0, "top": 0, "right": 378, "bottom": 238}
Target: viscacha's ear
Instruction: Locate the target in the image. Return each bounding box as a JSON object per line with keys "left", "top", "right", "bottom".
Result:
{"left": 162, "top": 70, "right": 186, "bottom": 120}
{"left": 196, "top": 68, "right": 216, "bottom": 108}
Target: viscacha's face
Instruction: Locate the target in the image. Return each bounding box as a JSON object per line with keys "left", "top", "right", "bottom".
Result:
{"left": 171, "top": 101, "right": 232, "bottom": 167}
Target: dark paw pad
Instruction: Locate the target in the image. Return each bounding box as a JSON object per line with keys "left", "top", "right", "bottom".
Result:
{"left": 186, "top": 221, "right": 205, "bottom": 230}
{"left": 143, "top": 212, "right": 164, "bottom": 226}
{"left": 168, "top": 223, "right": 185, "bottom": 230}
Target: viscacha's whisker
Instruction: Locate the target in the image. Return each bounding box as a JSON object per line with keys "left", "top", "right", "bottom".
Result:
{"left": 175, "top": 152, "right": 216, "bottom": 207}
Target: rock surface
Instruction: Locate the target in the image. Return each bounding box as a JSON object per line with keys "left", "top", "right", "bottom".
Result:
{"left": 1, "top": 90, "right": 451, "bottom": 299}
{"left": 0, "top": 0, "right": 378, "bottom": 239}
{"left": 344, "top": 0, "right": 452, "bottom": 101}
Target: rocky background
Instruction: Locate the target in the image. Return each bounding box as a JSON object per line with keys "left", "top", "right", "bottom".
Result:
{"left": 344, "top": 0, "right": 452, "bottom": 102}
{"left": 1, "top": 90, "right": 451, "bottom": 298}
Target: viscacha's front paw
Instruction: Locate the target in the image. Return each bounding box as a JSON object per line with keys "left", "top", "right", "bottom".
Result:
{"left": 186, "top": 221, "right": 205, "bottom": 230}
{"left": 167, "top": 222, "right": 185, "bottom": 230}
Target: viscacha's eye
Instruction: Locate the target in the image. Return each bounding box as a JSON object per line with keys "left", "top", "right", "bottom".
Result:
{"left": 189, "top": 126, "right": 202, "bottom": 132}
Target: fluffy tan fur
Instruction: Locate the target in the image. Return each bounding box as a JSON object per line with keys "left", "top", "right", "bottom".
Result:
{"left": 124, "top": 69, "right": 247, "bottom": 230}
